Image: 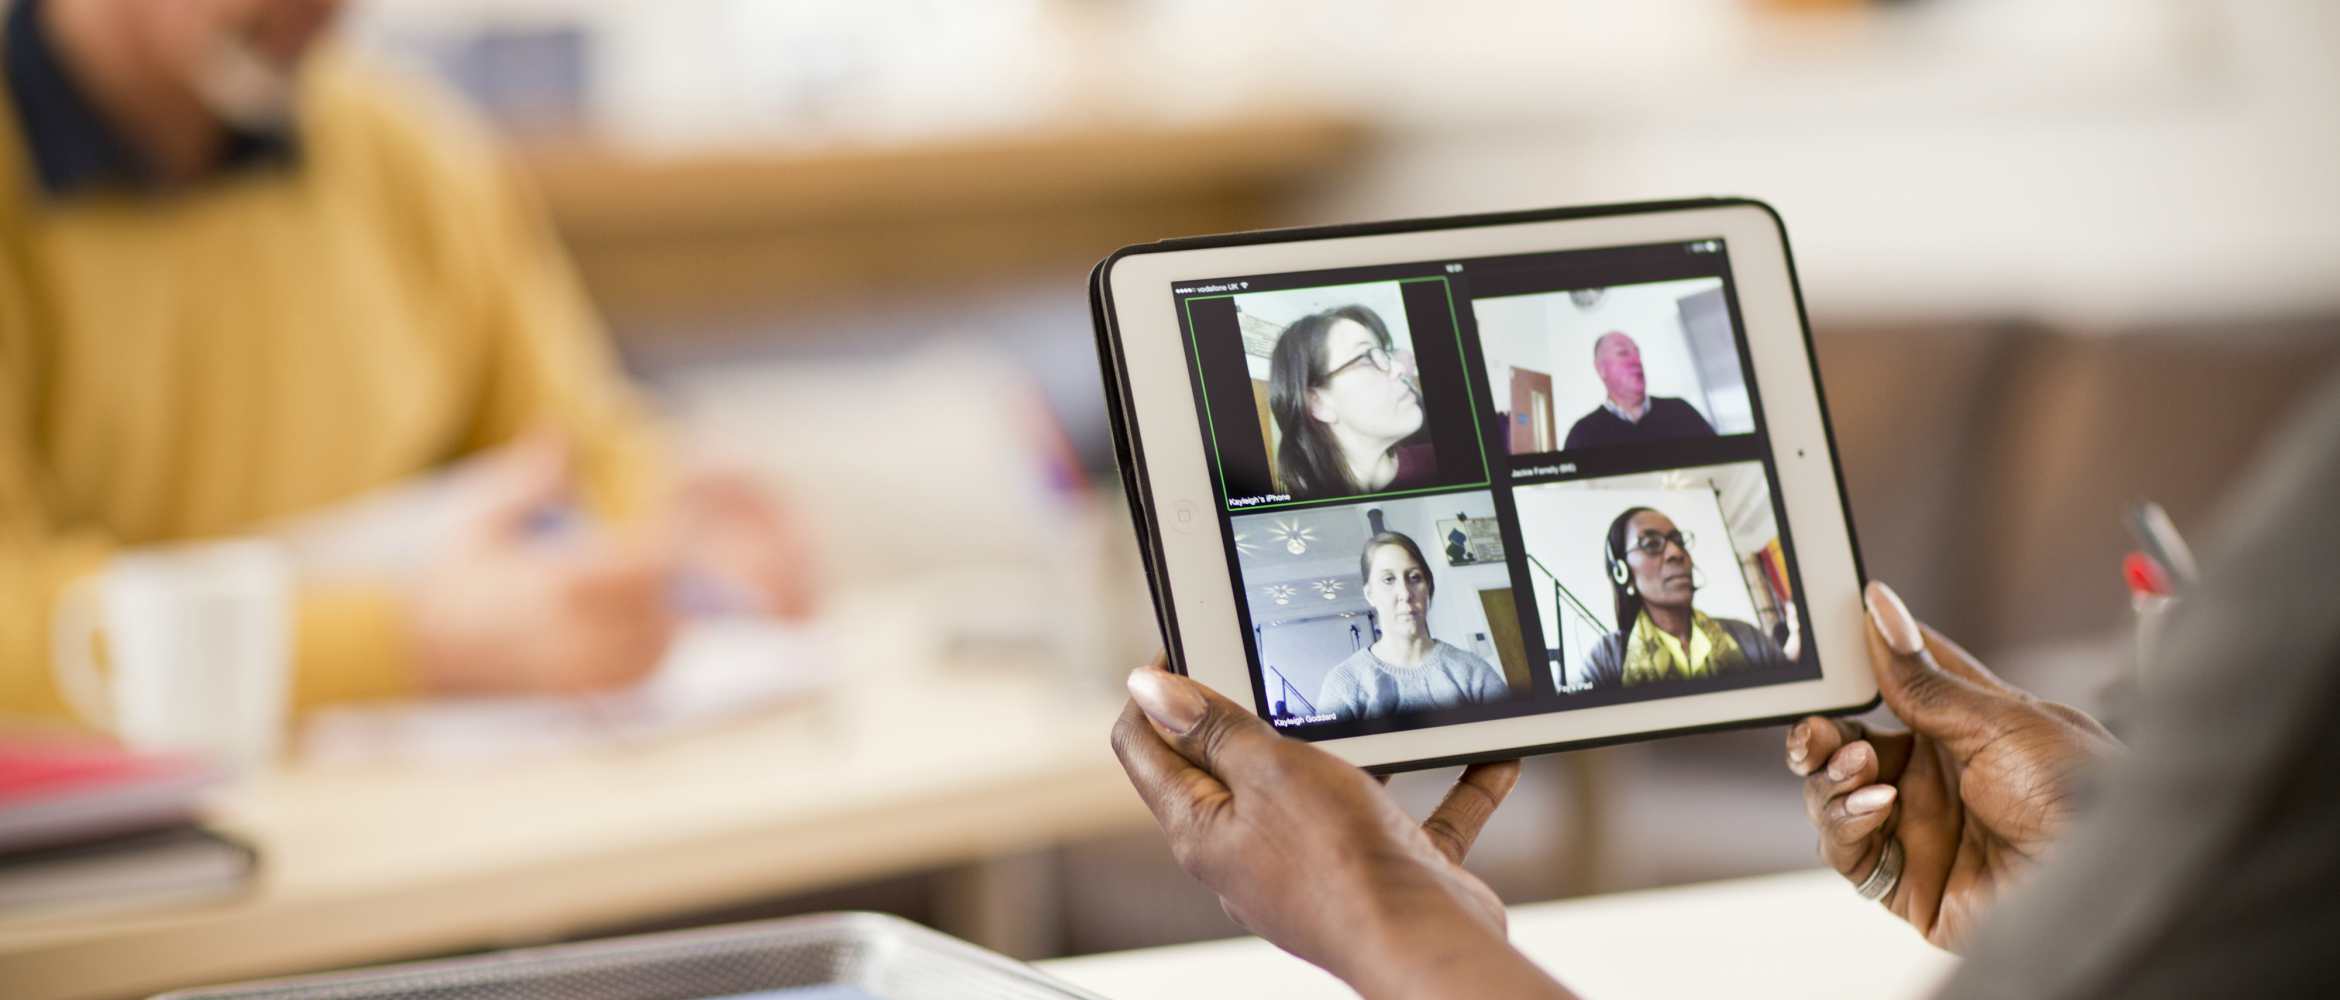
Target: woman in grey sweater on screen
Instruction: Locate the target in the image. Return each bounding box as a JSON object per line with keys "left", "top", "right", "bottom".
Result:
{"left": 1318, "top": 532, "right": 1511, "bottom": 720}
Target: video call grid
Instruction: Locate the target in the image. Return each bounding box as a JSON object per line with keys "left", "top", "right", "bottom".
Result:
{"left": 1171, "top": 238, "right": 1826, "bottom": 740}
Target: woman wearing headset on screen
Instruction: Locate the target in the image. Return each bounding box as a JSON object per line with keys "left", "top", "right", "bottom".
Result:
{"left": 1268, "top": 305, "right": 1433, "bottom": 500}
{"left": 1318, "top": 531, "right": 1510, "bottom": 720}
{"left": 1580, "top": 506, "right": 1799, "bottom": 689}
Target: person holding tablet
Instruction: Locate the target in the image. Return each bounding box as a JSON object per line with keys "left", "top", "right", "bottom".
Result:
{"left": 1113, "top": 371, "right": 2340, "bottom": 998}
{"left": 1104, "top": 205, "right": 2340, "bottom": 997}
{"left": 1580, "top": 506, "right": 1795, "bottom": 688}
{"left": 1115, "top": 581, "right": 2115, "bottom": 999}
{"left": 1317, "top": 531, "right": 1509, "bottom": 720}
{"left": 1267, "top": 305, "right": 1433, "bottom": 499}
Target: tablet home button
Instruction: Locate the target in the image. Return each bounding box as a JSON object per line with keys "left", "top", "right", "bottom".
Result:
{"left": 1172, "top": 500, "right": 1197, "bottom": 532}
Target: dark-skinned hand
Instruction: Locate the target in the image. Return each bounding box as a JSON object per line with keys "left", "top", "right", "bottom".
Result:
{"left": 1787, "top": 581, "right": 2121, "bottom": 951}
{"left": 1112, "top": 657, "right": 1574, "bottom": 1000}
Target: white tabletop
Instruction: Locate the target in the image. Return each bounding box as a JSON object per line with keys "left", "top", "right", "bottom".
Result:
{"left": 1039, "top": 869, "right": 1960, "bottom": 1000}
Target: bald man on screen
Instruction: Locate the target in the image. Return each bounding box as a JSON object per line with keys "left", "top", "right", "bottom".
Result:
{"left": 1562, "top": 331, "right": 1718, "bottom": 450}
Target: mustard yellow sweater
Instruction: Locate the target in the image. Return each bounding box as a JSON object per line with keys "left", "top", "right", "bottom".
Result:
{"left": 0, "top": 53, "right": 653, "bottom": 719}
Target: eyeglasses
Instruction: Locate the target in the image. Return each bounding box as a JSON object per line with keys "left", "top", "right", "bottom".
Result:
{"left": 1322, "top": 346, "right": 1395, "bottom": 381}
{"left": 1625, "top": 529, "right": 1693, "bottom": 558}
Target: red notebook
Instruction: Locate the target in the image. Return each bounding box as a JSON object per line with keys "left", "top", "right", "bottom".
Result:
{"left": 0, "top": 739, "right": 228, "bottom": 855}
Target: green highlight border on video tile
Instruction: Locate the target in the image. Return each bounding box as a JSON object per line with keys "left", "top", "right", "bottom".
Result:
{"left": 1182, "top": 275, "right": 1491, "bottom": 513}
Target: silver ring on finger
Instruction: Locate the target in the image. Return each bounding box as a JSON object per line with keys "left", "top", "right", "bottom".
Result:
{"left": 1853, "top": 837, "right": 1904, "bottom": 903}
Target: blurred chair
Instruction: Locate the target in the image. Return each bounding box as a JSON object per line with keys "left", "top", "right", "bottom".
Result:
{"left": 1821, "top": 319, "right": 2340, "bottom": 657}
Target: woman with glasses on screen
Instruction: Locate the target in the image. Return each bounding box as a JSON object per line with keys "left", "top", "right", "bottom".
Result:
{"left": 1267, "top": 305, "right": 1433, "bottom": 500}
{"left": 1581, "top": 506, "right": 1798, "bottom": 689}
{"left": 1318, "top": 531, "right": 1510, "bottom": 720}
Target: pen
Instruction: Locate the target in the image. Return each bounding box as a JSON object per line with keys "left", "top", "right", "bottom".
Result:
{"left": 2123, "top": 501, "right": 2195, "bottom": 688}
{"left": 2122, "top": 551, "right": 2171, "bottom": 600}
{"left": 526, "top": 503, "right": 751, "bottom": 617}
{"left": 2126, "top": 501, "right": 2198, "bottom": 594}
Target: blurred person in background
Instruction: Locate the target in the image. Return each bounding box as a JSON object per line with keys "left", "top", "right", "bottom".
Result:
{"left": 1563, "top": 331, "right": 1716, "bottom": 450}
{"left": 0, "top": 0, "right": 812, "bottom": 720}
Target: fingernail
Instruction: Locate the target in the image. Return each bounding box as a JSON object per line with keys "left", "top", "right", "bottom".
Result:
{"left": 1847, "top": 785, "right": 1897, "bottom": 814}
{"left": 1865, "top": 581, "right": 1925, "bottom": 657}
{"left": 1786, "top": 731, "right": 1809, "bottom": 769}
{"left": 1128, "top": 667, "right": 1206, "bottom": 735}
{"left": 1827, "top": 743, "right": 1868, "bottom": 782}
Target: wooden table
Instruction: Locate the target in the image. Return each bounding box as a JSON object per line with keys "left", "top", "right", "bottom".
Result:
{"left": 0, "top": 590, "right": 1152, "bottom": 1000}
{"left": 1039, "top": 869, "right": 1962, "bottom": 1000}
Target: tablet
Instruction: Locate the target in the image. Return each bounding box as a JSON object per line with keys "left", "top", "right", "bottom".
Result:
{"left": 1091, "top": 198, "right": 1876, "bottom": 772}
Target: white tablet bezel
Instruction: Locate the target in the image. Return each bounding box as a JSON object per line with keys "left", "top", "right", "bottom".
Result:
{"left": 1099, "top": 200, "right": 1875, "bottom": 770}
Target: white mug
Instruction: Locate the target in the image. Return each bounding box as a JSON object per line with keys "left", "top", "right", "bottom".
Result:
{"left": 52, "top": 539, "right": 293, "bottom": 770}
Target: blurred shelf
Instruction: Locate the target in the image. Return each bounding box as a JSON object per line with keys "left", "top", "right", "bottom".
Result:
{"left": 521, "top": 110, "right": 1369, "bottom": 339}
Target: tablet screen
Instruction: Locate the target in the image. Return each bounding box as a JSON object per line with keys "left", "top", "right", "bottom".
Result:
{"left": 1171, "top": 239, "right": 1824, "bottom": 741}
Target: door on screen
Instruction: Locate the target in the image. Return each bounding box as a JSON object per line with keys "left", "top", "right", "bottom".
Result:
{"left": 1511, "top": 368, "right": 1555, "bottom": 453}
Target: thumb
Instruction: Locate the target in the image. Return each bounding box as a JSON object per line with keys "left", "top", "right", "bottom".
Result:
{"left": 1864, "top": 581, "right": 2003, "bottom": 752}
{"left": 1421, "top": 760, "right": 1521, "bottom": 865}
{"left": 468, "top": 434, "right": 576, "bottom": 542}
{"left": 1127, "top": 663, "right": 1289, "bottom": 790}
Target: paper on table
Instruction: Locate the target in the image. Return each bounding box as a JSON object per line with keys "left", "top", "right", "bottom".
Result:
{"left": 298, "top": 619, "right": 831, "bottom": 765}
